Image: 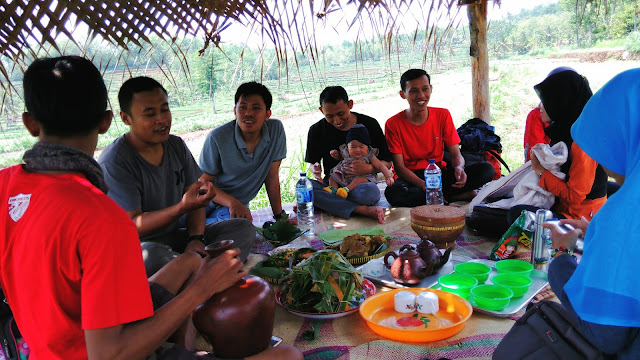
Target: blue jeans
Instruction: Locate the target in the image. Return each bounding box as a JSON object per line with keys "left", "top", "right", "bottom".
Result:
{"left": 311, "top": 179, "right": 381, "bottom": 219}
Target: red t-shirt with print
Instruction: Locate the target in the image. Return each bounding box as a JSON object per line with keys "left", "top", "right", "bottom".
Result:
{"left": 0, "top": 166, "right": 153, "bottom": 360}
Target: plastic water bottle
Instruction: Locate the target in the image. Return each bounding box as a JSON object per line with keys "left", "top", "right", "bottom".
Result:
{"left": 295, "top": 172, "right": 315, "bottom": 235}
{"left": 424, "top": 159, "right": 444, "bottom": 205}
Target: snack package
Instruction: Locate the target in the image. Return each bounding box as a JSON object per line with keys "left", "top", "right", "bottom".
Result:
{"left": 490, "top": 211, "right": 534, "bottom": 261}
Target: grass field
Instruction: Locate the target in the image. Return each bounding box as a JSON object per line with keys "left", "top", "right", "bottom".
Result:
{"left": 2, "top": 54, "right": 638, "bottom": 211}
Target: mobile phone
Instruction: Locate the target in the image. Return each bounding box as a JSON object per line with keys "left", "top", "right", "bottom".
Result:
{"left": 544, "top": 220, "right": 575, "bottom": 234}
{"left": 270, "top": 335, "right": 283, "bottom": 347}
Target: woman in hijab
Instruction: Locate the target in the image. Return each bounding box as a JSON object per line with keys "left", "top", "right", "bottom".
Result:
{"left": 543, "top": 69, "right": 640, "bottom": 358}
{"left": 509, "top": 68, "right": 608, "bottom": 222}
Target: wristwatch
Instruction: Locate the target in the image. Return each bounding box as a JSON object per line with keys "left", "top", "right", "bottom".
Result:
{"left": 274, "top": 210, "right": 287, "bottom": 221}
{"left": 188, "top": 234, "right": 205, "bottom": 242}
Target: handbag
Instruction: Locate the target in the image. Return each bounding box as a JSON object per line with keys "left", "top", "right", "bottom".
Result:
{"left": 493, "top": 300, "right": 607, "bottom": 360}
{"left": 0, "top": 290, "right": 22, "bottom": 360}
{"left": 466, "top": 204, "right": 510, "bottom": 237}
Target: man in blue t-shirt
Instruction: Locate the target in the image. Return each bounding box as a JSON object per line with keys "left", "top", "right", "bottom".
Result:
{"left": 99, "top": 77, "right": 255, "bottom": 275}
{"left": 199, "top": 82, "right": 287, "bottom": 223}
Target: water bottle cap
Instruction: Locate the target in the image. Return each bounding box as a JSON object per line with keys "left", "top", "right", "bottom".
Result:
{"left": 300, "top": 172, "right": 307, "bottom": 177}
{"left": 428, "top": 159, "right": 435, "bottom": 163}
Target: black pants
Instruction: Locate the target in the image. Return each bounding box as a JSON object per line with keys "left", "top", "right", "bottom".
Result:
{"left": 384, "top": 162, "right": 495, "bottom": 207}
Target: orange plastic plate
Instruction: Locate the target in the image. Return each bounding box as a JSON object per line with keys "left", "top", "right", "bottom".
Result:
{"left": 359, "top": 288, "right": 472, "bottom": 342}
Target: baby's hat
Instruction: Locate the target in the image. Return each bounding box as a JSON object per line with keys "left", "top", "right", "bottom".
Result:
{"left": 346, "top": 124, "right": 371, "bottom": 145}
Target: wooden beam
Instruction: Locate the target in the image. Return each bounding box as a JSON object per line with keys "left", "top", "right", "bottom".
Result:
{"left": 468, "top": 1, "right": 490, "bottom": 124}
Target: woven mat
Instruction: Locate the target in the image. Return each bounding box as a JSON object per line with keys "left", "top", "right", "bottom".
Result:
{"left": 222, "top": 205, "right": 555, "bottom": 360}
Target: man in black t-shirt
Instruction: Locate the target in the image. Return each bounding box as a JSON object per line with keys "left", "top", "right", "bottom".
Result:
{"left": 305, "top": 86, "right": 392, "bottom": 221}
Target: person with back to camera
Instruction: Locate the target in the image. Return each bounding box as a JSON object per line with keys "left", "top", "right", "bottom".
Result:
{"left": 323, "top": 124, "right": 394, "bottom": 202}
{"left": 384, "top": 68, "right": 495, "bottom": 207}
{"left": 99, "top": 76, "right": 256, "bottom": 276}
{"left": 540, "top": 68, "right": 640, "bottom": 359}
{"left": 0, "top": 56, "right": 302, "bottom": 360}
{"left": 507, "top": 68, "right": 608, "bottom": 224}
{"left": 305, "top": 86, "right": 391, "bottom": 223}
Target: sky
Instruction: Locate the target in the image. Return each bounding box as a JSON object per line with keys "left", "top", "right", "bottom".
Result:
{"left": 223, "top": 0, "right": 561, "bottom": 48}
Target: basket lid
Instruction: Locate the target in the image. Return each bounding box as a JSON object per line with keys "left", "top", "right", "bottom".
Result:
{"left": 410, "top": 205, "right": 466, "bottom": 223}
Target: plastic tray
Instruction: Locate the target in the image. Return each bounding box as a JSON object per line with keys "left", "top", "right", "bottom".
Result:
{"left": 358, "top": 257, "right": 548, "bottom": 318}
{"left": 431, "top": 259, "right": 549, "bottom": 317}
{"left": 356, "top": 254, "right": 471, "bottom": 289}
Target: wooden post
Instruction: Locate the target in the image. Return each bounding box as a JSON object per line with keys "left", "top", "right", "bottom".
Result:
{"left": 468, "top": 1, "right": 490, "bottom": 124}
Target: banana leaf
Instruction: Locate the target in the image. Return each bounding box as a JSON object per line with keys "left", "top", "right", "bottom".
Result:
{"left": 280, "top": 249, "right": 364, "bottom": 313}
{"left": 317, "top": 226, "right": 391, "bottom": 246}
{"left": 255, "top": 220, "right": 303, "bottom": 246}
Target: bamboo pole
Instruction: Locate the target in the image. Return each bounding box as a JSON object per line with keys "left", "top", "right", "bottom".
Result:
{"left": 467, "top": 1, "right": 490, "bottom": 124}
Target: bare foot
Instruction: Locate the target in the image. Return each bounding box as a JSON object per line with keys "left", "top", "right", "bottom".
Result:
{"left": 353, "top": 205, "right": 385, "bottom": 223}
{"left": 376, "top": 206, "right": 385, "bottom": 224}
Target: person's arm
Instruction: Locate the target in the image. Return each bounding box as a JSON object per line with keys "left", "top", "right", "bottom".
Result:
{"left": 391, "top": 153, "right": 425, "bottom": 190}
{"left": 127, "top": 180, "right": 214, "bottom": 238}
{"left": 446, "top": 144, "right": 467, "bottom": 188}
{"left": 371, "top": 155, "right": 394, "bottom": 186}
{"left": 184, "top": 206, "right": 207, "bottom": 252}
{"left": 547, "top": 254, "right": 636, "bottom": 355}
{"left": 84, "top": 250, "right": 245, "bottom": 360}
{"left": 200, "top": 173, "right": 252, "bottom": 221}
{"left": 537, "top": 144, "right": 598, "bottom": 205}
{"left": 265, "top": 161, "right": 283, "bottom": 217}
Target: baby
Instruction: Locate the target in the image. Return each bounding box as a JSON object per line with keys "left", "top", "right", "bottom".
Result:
{"left": 324, "top": 124, "right": 394, "bottom": 198}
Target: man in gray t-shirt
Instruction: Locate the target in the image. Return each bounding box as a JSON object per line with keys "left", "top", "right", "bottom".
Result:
{"left": 99, "top": 77, "right": 255, "bottom": 275}
{"left": 199, "top": 82, "right": 287, "bottom": 223}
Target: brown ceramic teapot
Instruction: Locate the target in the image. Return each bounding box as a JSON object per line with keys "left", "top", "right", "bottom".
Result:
{"left": 191, "top": 240, "right": 275, "bottom": 358}
{"left": 416, "top": 236, "right": 453, "bottom": 275}
{"left": 384, "top": 245, "right": 429, "bottom": 285}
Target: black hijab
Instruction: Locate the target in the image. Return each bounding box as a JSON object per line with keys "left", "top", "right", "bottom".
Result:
{"left": 534, "top": 69, "right": 593, "bottom": 150}
{"left": 534, "top": 69, "right": 607, "bottom": 199}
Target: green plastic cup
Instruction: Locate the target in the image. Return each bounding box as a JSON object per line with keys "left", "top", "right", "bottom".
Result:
{"left": 454, "top": 262, "right": 492, "bottom": 284}
{"left": 490, "top": 273, "right": 533, "bottom": 298}
{"left": 471, "top": 284, "right": 514, "bottom": 311}
{"left": 438, "top": 273, "right": 478, "bottom": 299}
{"left": 494, "top": 259, "right": 534, "bottom": 277}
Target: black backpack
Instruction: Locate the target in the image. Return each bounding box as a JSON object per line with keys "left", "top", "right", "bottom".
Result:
{"left": 457, "top": 118, "right": 511, "bottom": 176}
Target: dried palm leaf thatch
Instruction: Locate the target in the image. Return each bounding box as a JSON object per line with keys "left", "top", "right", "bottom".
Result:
{"left": 0, "top": 0, "right": 470, "bottom": 109}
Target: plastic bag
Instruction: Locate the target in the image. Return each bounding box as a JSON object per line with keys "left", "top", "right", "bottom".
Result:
{"left": 490, "top": 210, "right": 534, "bottom": 261}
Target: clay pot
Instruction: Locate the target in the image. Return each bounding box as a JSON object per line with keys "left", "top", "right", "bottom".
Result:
{"left": 192, "top": 240, "right": 275, "bottom": 358}
{"left": 416, "top": 237, "right": 452, "bottom": 275}
{"left": 384, "top": 245, "right": 429, "bottom": 285}
{"left": 410, "top": 205, "right": 466, "bottom": 249}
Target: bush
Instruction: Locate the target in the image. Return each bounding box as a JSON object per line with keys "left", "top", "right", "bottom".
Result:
{"left": 625, "top": 31, "right": 640, "bottom": 54}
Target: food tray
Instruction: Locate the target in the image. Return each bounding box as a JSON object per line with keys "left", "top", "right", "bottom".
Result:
{"left": 430, "top": 259, "right": 549, "bottom": 317}
{"left": 356, "top": 253, "right": 471, "bottom": 289}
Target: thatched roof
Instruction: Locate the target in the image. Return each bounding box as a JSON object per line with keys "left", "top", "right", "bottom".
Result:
{"left": 0, "top": 1, "right": 472, "bottom": 87}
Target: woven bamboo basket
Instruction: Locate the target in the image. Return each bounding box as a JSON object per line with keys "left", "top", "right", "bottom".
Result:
{"left": 410, "top": 205, "right": 466, "bottom": 249}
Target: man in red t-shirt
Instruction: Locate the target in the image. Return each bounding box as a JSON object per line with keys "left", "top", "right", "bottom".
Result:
{"left": 0, "top": 56, "right": 301, "bottom": 360}
{"left": 384, "top": 69, "right": 495, "bottom": 207}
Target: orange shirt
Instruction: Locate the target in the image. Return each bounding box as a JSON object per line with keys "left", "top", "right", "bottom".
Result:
{"left": 539, "top": 142, "right": 606, "bottom": 220}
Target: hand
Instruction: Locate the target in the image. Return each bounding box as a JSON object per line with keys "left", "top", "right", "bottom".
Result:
{"left": 451, "top": 166, "right": 467, "bottom": 188}
{"left": 329, "top": 149, "right": 340, "bottom": 160}
{"left": 193, "top": 249, "right": 245, "bottom": 298}
{"left": 530, "top": 153, "right": 545, "bottom": 176}
{"left": 185, "top": 239, "right": 206, "bottom": 254}
{"left": 311, "top": 162, "right": 323, "bottom": 181}
{"left": 181, "top": 180, "right": 215, "bottom": 213}
{"left": 542, "top": 217, "right": 588, "bottom": 251}
{"left": 229, "top": 200, "right": 253, "bottom": 221}
{"left": 344, "top": 159, "right": 373, "bottom": 177}
{"left": 385, "top": 177, "right": 395, "bottom": 186}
